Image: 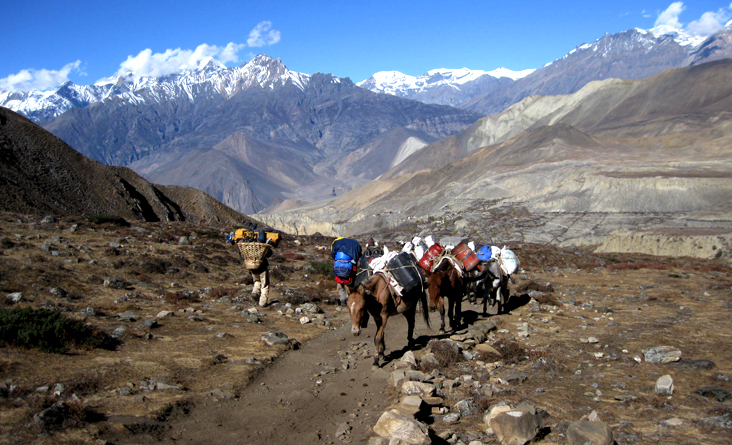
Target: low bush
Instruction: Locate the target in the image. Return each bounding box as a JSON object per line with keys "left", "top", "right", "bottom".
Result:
{"left": 309, "top": 261, "right": 333, "bottom": 276}
{"left": 0, "top": 307, "right": 118, "bottom": 353}
{"left": 86, "top": 214, "right": 130, "bottom": 227}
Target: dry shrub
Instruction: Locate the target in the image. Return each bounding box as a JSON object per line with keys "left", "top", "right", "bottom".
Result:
{"left": 533, "top": 293, "right": 560, "bottom": 306}
{"left": 608, "top": 261, "right": 668, "bottom": 271}
{"left": 164, "top": 291, "right": 199, "bottom": 305}
{"left": 208, "top": 287, "right": 240, "bottom": 300}
{"left": 514, "top": 280, "right": 554, "bottom": 294}
{"left": 427, "top": 340, "right": 463, "bottom": 368}
{"left": 491, "top": 339, "right": 529, "bottom": 365}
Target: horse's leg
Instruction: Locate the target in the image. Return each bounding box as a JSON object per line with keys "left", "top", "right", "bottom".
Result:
{"left": 454, "top": 289, "right": 463, "bottom": 329}
{"left": 447, "top": 294, "right": 456, "bottom": 331}
{"left": 437, "top": 296, "right": 446, "bottom": 334}
{"left": 373, "top": 314, "right": 388, "bottom": 367}
{"left": 404, "top": 306, "right": 417, "bottom": 348}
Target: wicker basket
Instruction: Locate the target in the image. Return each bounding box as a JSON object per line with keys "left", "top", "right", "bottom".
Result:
{"left": 237, "top": 242, "right": 271, "bottom": 269}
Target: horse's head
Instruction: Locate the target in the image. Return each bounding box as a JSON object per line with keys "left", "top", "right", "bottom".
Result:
{"left": 346, "top": 283, "right": 369, "bottom": 336}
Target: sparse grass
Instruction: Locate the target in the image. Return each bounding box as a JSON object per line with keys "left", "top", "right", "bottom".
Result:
{"left": 0, "top": 307, "right": 118, "bottom": 353}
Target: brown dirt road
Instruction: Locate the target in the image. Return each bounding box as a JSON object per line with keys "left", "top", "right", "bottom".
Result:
{"left": 101, "top": 308, "right": 438, "bottom": 444}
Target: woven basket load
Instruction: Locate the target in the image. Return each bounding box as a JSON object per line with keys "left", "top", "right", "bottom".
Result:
{"left": 237, "top": 242, "right": 271, "bottom": 269}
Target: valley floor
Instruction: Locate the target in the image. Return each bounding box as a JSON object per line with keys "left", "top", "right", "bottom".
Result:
{"left": 0, "top": 213, "right": 730, "bottom": 444}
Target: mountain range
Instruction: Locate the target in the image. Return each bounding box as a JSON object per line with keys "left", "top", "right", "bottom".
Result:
{"left": 258, "top": 59, "right": 732, "bottom": 259}
{"left": 0, "top": 107, "right": 255, "bottom": 228}
{"left": 359, "top": 24, "right": 732, "bottom": 114}
{"left": 32, "top": 55, "right": 482, "bottom": 214}
{"left": 1, "top": 22, "right": 732, "bottom": 224}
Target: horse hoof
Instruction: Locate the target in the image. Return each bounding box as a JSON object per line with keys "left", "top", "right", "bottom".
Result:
{"left": 438, "top": 328, "right": 445, "bottom": 334}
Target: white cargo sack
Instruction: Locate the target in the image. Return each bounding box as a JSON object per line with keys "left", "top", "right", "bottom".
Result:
{"left": 500, "top": 247, "right": 519, "bottom": 275}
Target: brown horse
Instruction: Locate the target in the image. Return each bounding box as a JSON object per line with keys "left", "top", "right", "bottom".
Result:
{"left": 428, "top": 257, "right": 488, "bottom": 333}
{"left": 347, "top": 272, "right": 430, "bottom": 367}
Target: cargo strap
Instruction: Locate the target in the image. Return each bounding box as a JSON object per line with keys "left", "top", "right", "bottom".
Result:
{"left": 432, "top": 254, "right": 463, "bottom": 276}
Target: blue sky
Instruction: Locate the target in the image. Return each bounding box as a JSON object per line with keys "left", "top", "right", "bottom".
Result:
{"left": 1, "top": 1, "right": 731, "bottom": 92}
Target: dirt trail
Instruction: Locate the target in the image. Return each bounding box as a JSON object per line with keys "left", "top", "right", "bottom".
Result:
{"left": 105, "top": 308, "right": 439, "bottom": 444}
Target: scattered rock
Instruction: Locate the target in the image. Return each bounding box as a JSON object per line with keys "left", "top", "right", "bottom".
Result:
{"left": 454, "top": 398, "right": 478, "bottom": 416}
{"left": 501, "top": 373, "right": 528, "bottom": 385}
{"left": 141, "top": 318, "right": 159, "bottom": 329}
{"left": 48, "top": 287, "right": 68, "bottom": 299}
{"left": 655, "top": 375, "right": 674, "bottom": 395}
{"left": 33, "top": 402, "right": 69, "bottom": 429}
{"left": 697, "top": 413, "right": 732, "bottom": 430}
{"left": 398, "top": 395, "right": 425, "bottom": 416}
{"left": 401, "top": 381, "right": 435, "bottom": 397}
{"left": 695, "top": 385, "right": 732, "bottom": 402}
{"left": 663, "top": 417, "right": 683, "bottom": 427}
{"left": 151, "top": 377, "right": 183, "bottom": 391}
{"left": 6, "top": 292, "right": 22, "bottom": 304}
{"left": 642, "top": 346, "right": 681, "bottom": 363}
{"left": 566, "top": 420, "right": 613, "bottom": 445}
{"left": 117, "top": 311, "right": 140, "bottom": 321}
{"left": 40, "top": 215, "right": 57, "bottom": 224}
{"left": 443, "top": 413, "right": 461, "bottom": 424}
{"left": 104, "top": 277, "right": 127, "bottom": 289}
{"left": 486, "top": 404, "right": 543, "bottom": 445}
{"left": 261, "top": 331, "right": 299, "bottom": 349}
{"left": 672, "top": 358, "right": 715, "bottom": 370}
{"left": 373, "top": 409, "right": 430, "bottom": 445}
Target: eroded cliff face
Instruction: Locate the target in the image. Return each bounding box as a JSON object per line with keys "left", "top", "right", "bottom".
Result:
{"left": 595, "top": 229, "right": 732, "bottom": 259}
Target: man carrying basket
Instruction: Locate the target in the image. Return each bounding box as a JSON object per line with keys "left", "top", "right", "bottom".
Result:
{"left": 228, "top": 226, "right": 279, "bottom": 307}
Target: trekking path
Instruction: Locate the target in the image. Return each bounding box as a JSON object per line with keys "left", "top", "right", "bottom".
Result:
{"left": 158, "top": 309, "right": 441, "bottom": 444}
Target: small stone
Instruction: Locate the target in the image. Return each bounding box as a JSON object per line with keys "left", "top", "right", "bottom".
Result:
{"left": 141, "top": 318, "right": 159, "bottom": 329}
{"left": 401, "top": 381, "right": 435, "bottom": 397}
{"left": 443, "top": 413, "right": 461, "bottom": 424}
{"left": 655, "top": 375, "right": 674, "bottom": 395}
{"left": 566, "top": 420, "right": 613, "bottom": 445}
{"left": 663, "top": 417, "right": 683, "bottom": 427}
{"left": 117, "top": 311, "right": 140, "bottom": 321}
{"left": 6, "top": 292, "right": 22, "bottom": 304}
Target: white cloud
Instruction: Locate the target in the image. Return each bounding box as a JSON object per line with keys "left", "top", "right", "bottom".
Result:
{"left": 247, "top": 21, "right": 281, "bottom": 47}
{"left": 651, "top": 2, "right": 732, "bottom": 41}
{"left": 113, "top": 21, "right": 280, "bottom": 79}
{"left": 115, "top": 43, "right": 242, "bottom": 78}
{"left": 0, "top": 60, "right": 82, "bottom": 92}
{"left": 687, "top": 9, "right": 730, "bottom": 36}
{"left": 655, "top": 2, "right": 685, "bottom": 29}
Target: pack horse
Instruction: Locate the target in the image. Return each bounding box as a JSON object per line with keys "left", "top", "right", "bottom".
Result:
{"left": 347, "top": 254, "right": 430, "bottom": 367}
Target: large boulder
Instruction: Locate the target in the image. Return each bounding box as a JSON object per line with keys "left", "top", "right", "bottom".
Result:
{"left": 485, "top": 404, "right": 543, "bottom": 445}
{"left": 373, "top": 409, "right": 431, "bottom": 445}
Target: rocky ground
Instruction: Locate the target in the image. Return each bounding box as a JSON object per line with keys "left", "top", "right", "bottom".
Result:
{"left": 1, "top": 211, "right": 731, "bottom": 444}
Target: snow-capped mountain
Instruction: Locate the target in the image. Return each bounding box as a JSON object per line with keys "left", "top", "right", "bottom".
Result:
{"left": 36, "top": 55, "right": 483, "bottom": 213}
{"left": 357, "top": 67, "right": 533, "bottom": 96}
{"left": 357, "top": 67, "right": 534, "bottom": 108}
{"left": 464, "top": 23, "right": 732, "bottom": 115}
{"left": 0, "top": 55, "right": 312, "bottom": 122}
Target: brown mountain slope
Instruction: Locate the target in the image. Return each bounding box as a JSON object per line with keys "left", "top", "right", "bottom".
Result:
{"left": 0, "top": 107, "right": 255, "bottom": 228}
{"left": 258, "top": 61, "right": 732, "bottom": 258}
{"left": 384, "top": 59, "right": 732, "bottom": 179}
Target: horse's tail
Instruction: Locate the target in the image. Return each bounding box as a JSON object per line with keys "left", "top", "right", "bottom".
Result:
{"left": 419, "top": 287, "right": 431, "bottom": 329}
